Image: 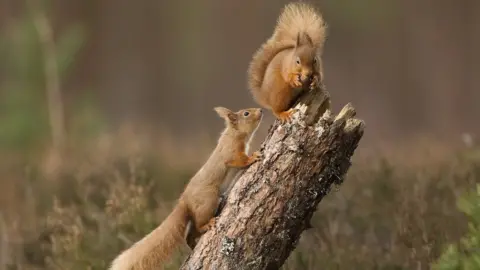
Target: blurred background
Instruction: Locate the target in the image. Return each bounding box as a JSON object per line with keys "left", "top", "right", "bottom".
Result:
{"left": 0, "top": 0, "right": 479, "bottom": 269}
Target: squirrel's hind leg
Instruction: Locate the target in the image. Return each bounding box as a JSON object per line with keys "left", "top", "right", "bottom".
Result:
{"left": 190, "top": 196, "right": 219, "bottom": 234}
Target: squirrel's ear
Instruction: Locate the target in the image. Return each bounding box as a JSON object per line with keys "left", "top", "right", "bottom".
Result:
{"left": 214, "top": 107, "right": 237, "bottom": 125}
{"left": 214, "top": 107, "right": 232, "bottom": 118}
{"left": 304, "top": 33, "right": 313, "bottom": 46}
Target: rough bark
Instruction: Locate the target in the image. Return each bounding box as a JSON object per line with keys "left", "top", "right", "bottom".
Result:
{"left": 181, "top": 85, "right": 365, "bottom": 270}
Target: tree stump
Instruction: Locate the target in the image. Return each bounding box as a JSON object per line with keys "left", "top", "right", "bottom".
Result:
{"left": 181, "top": 85, "right": 365, "bottom": 270}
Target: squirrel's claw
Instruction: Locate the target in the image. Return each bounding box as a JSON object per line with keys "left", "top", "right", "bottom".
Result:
{"left": 288, "top": 73, "right": 302, "bottom": 88}
{"left": 244, "top": 151, "right": 262, "bottom": 167}
{"left": 252, "top": 151, "right": 263, "bottom": 161}
{"left": 200, "top": 217, "right": 217, "bottom": 233}
{"left": 206, "top": 217, "right": 217, "bottom": 229}
{"left": 275, "top": 108, "right": 298, "bottom": 124}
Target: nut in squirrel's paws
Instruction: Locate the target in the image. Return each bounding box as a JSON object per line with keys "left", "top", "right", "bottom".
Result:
{"left": 309, "top": 74, "right": 321, "bottom": 90}
{"left": 288, "top": 73, "right": 302, "bottom": 88}
{"left": 275, "top": 108, "right": 298, "bottom": 124}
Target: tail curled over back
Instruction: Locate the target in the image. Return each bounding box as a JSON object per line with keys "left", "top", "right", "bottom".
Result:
{"left": 271, "top": 2, "right": 326, "bottom": 50}
{"left": 247, "top": 2, "right": 326, "bottom": 105}
{"left": 248, "top": 40, "right": 293, "bottom": 109}
{"left": 109, "top": 202, "right": 189, "bottom": 270}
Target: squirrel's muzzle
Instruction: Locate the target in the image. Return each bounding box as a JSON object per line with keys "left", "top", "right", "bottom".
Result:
{"left": 300, "top": 71, "right": 313, "bottom": 84}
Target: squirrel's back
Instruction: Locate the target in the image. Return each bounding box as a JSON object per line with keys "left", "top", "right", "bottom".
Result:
{"left": 247, "top": 2, "right": 326, "bottom": 105}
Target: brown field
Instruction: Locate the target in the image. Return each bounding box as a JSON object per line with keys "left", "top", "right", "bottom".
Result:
{"left": 0, "top": 132, "right": 478, "bottom": 270}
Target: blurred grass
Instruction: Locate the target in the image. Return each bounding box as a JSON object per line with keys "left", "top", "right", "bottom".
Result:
{"left": 0, "top": 134, "right": 478, "bottom": 270}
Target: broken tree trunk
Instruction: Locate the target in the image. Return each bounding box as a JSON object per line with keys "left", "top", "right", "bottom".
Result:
{"left": 181, "top": 86, "right": 365, "bottom": 270}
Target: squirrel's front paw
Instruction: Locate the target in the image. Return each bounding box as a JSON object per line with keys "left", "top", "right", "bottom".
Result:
{"left": 309, "top": 73, "right": 321, "bottom": 90}
{"left": 288, "top": 73, "right": 302, "bottom": 88}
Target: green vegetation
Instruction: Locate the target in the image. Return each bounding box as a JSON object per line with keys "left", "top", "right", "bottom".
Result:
{"left": 0, "top": 4, "right": 101, "bottom": 153}
{"left": 433, "top": 183, "right": 480, "bottom": 270}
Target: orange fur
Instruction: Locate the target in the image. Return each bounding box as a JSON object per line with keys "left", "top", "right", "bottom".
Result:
{"left": 109, "top": 107, "right": 263, "bottom": 270}
{"left": 226, "top": 151, "right": 262, "bottom": 168}
{"left": 247, "top": 1, "right": 327, "bottom": 123}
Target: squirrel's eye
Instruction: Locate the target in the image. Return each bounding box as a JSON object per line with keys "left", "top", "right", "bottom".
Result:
{"left": 313, "top": 58, "right": 317, "bottom": 64}
{"left": 243, "top": 111, "right": 250, "bottom": 117}
{"left": 296, "top": 57, "right": 301, "bottom": 65}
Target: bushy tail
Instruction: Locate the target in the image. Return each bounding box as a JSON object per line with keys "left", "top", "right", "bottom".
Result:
{"left": 109, "top": 202, "right": 189, "bottom": 270}
{"left": 272, "top": 2, "right": 326, "bottom": 50}
{"left": 247, "top": 2, "right": 326, "bottom": 103}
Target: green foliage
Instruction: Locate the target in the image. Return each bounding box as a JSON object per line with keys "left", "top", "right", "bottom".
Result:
{"left": 0, "top": 8, "right": 94, "bottom": 152}
{"left": 0, "top": 18, "right": 49, "bottom": 150}
{"left": 432, "top": 184, "right": 480, "bottom": 270}
{"left": 55, "top": 22, "right": 86, "bottom": 79}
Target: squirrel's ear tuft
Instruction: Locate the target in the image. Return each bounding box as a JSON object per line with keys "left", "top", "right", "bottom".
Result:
{"left": 214, "top": 107, "right": 237, "bottom": 125}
